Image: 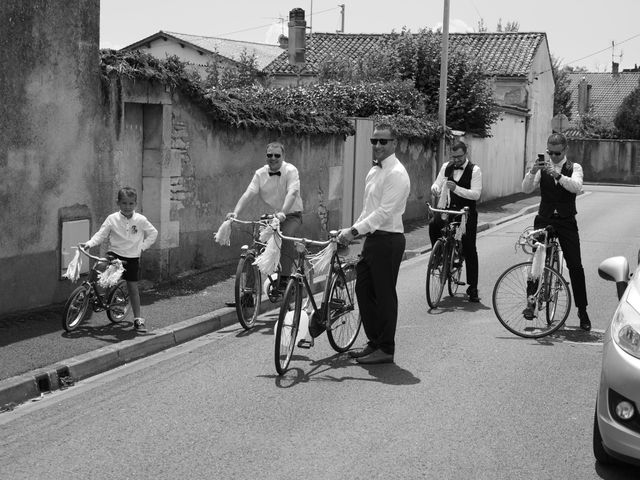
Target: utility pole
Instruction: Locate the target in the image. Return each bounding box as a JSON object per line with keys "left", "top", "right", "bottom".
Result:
{"left": 437, "top": 0, "right": 450, "bottom": 183}
{"left": 337, "top": 4, "right": 345, "bottom": 33}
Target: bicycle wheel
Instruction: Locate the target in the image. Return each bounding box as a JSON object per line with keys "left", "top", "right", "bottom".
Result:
{"left": 274, "top": 278, "right": 301, "bottom": 375}
{"left": 234, "top": 255, "right": 262, "bottom": 330}
{"left": 426, "top": 240, "right": 447, "bottom": 308}
{"left": 493, "top": 262, "right": 571, "bottom": 338}
{"left": 62, "top": 285, "right": 91, "bottom": 332}
{"left": 326, "top": 264, "right": 361, "bottom": 352}
{"left": 448, "top": 243, "right": 464, "bottom": 297}
{"left": 107, "top": 280, "right": 130, "bottom": 323}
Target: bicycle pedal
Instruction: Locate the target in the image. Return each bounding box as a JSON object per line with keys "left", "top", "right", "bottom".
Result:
{"left": 297, "top": 338, "right": 314, "bottom": 349}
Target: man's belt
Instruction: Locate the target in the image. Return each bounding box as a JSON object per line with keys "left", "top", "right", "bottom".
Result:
{"left": 367, "top": 230, "right": 401, "bottom": 237}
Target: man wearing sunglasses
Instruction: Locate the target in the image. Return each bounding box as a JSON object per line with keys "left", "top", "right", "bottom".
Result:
{"left": 429, "top": 140, "right": 482, "bottom": 303}
{"left": 226, "top": 142, "right": 303, "bottom": 284}
{"left": 338, "top": 123, "right": 410, "bottom": 365}
{"left": 522, "top": 132, "right": 591, "bottom": 331}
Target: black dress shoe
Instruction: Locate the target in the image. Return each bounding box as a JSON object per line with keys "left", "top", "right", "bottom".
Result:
{"left": 467, "top": 287, "right": 479, "bottom": 303}
{"left": 348, "top": 344, "right": 376, "bottom": 359}
{"left": 579, "top": 309, "right": 591, "bottom": 331}
{"left": 356, "top": 349, "right": 394, "bottom": 364}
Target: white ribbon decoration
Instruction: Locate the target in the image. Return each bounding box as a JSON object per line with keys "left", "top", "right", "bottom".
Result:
{"left": 63, "top": 247, "right": 83, "bottom": 282}
{"left": 214, "top": 219, "right": 232, "bottom": 246}
{"left": 97, "top": 259, "right": 125, "bottom": 288}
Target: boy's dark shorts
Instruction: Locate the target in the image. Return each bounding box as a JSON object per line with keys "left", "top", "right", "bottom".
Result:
{"left": 107, "top": 252, "right": 140, "bottom": 282}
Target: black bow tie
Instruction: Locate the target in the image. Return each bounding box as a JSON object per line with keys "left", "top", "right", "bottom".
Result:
{"left": 372, "top": 160, "right": 380, "bottom": 167}
{"left": 453, "top": 165, "right": 464, "bottom": 170}
{"left": 268, "top": 171, "right": 281, "bottom": 176}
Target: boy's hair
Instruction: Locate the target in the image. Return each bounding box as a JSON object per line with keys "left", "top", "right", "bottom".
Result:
{"left": 117, "top": 186, "right": 137, "bottom": 202}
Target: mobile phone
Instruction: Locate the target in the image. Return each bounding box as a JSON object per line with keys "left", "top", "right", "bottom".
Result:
{"left": 537, "top": 153, "right": 546, "bottom": 165}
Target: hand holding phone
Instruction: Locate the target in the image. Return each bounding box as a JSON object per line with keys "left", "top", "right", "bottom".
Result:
{"left": 531, "top": 153, "right": 545, "bottom": 173}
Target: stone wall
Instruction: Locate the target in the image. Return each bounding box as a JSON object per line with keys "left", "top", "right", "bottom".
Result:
{"left": 568, "top": 138, "right": 640, "bottom": 184}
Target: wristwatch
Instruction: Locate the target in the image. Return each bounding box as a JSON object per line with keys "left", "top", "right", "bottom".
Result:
{"left": 350, "top": 227, "right": 359, "bottom": 237}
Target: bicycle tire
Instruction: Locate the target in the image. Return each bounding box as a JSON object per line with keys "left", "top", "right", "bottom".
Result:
{"left": 493, "top": 261, "right": 571, "bottom": 338}
{"left": 62, "top": 285, "right": 91, "bottom": 332}
{"left": 326, "top": 264, "right": 361, "bottom": 352}
{"left": 274, "top": 278, "right": 301, "bottom": 375}
{"left": 234, "top": 255, "right": 262, "bottom": 330}
{"left": 426, "top": 240, "right": 447, "bottom": 308}
{"left": 448, "top": 242, "right": 464, "bottom": 297}
{"left": 106, "top": 281, "right": 130, "bottom": 323}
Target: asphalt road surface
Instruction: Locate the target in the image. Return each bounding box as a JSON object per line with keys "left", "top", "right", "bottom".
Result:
{"left": 1, "top": 185, "right": 640, "bottom": 479}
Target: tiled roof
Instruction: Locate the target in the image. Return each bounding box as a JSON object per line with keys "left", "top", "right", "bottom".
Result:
{"left": 264, "top": 32, "right": 547, "bottom": 77}
{"left": 121, "top": 31, "right": 283, "bottom": 70}
{"left": 567, "top": 72, "right": 640, "bottom": 126}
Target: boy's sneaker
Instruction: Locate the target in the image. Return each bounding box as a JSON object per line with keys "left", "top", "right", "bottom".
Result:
{"left": 134, "top": 317, "right": 147, "bottom": 333}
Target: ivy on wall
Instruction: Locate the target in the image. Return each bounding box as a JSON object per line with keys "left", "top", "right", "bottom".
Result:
{"left": 100, "top": 49, "right": 441, "bottom": 143}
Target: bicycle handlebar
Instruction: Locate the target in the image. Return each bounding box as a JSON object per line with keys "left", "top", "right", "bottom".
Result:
{"left": 425, "top": 202, "right": 469, "bottom": 217}
{"left": 228, "top": 216, "right": 273, "bottom": 226}
{"left": 77, "top": 244, "right": 108, "bottom": 262}
{"left": 276, "top": 230, "right": 333, "bottom": 248}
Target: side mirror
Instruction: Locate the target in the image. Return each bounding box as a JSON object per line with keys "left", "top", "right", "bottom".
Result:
{"left": 598, "top": 256, "right": 630, "bottom": 300}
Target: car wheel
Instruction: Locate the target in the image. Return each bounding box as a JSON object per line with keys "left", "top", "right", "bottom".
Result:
{"left": 593, "top": 403, "right": 616, "bottom": 464}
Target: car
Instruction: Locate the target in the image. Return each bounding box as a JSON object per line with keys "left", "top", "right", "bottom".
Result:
{"left": 594, "top": 251, "right": 640, "bottom": 465}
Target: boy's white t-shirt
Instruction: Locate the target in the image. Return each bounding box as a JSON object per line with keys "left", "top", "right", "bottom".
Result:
{"left": 86, "top": 211, "right": 158, "bottom": 258}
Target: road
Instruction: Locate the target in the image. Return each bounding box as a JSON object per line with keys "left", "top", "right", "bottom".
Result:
{"left": 1, "top": 185, "right": 640, "bottom": 479}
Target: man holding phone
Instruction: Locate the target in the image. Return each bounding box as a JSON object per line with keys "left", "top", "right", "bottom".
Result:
{"left": 522, "top": 133, "right": 591, "bottom": 331}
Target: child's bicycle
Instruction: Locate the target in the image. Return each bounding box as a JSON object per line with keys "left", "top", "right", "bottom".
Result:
{"left": 273, "top": 229, "right": 361, "bottom": 375}
{"left": 492, "top": 225, "right": 572, "bottom": 338}
{"left": 61, "top": 245, "right": 130, "bottom": 332}
{"left": 425, "top": 203, "right": 469, "bottom": 308}
{"left": 229, "top": 215, "right": 287, "bottom": 330}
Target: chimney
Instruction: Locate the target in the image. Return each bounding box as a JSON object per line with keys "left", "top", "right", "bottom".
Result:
{"left": 278, "top": 34, "right": 288, "bottom": 49}
{"left": 287, "top": 8, "right": 306, "bottom": 66}
{"left": 612, "top": 61, "right": 620, "bottom": 76}
{"left": 577, "top": 77, "right": 591, "bottom": 115}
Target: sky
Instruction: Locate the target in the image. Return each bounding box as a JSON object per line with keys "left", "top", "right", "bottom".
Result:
{"left": 100, "top": 0, "right": 640, "bottom": 71}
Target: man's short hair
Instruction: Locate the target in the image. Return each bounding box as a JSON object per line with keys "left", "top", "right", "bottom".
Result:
{"left": 451, "top": 140, "right": 467, "bottom": 154}
{"left": 267, "top": 142, "right": 285, "bottom": 154}
{"left": 547, "top": 133, "right": 568, "bottom": 148}
{"left": 117, "top": 186, "right": 137, "bottom": 202}
{"left": 374, "top": 122, "right": 398, "bottom": 139}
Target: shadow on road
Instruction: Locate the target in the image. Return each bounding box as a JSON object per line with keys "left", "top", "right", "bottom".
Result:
{"left": 595, "top": 460, "right": 640, "bottom": 479}
{"left": 266, "top": 351, "right": 421, "bottom": 388}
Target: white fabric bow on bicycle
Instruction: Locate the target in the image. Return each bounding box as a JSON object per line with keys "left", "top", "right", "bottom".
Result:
{"left": 253, "top": 218, "right": 282, "bottom": 276}
{"left": 214, "top": 219, "right": 232, "bottom": 246}
{"left": 454, "top": 215, "right": 467, "bottom": 241}
{"left": 529, "top": 242, "right": 546, "bottom": 280}
{"left": 308, "top": 242, "right": 336, "bottom": 276}
{"left": 97, "top": 259, "right": 125, "bottom": 288}
{"left": 63, "top": 247, "right": 83, "bottom": 282}
{"left": 437, "top": 185, "right": 450, "bottom": 210}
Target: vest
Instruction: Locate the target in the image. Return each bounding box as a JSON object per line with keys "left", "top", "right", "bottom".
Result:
{"left": 538, "top": 160, "right": 577, "bottom": 218}
{"left": 445, "top": 161, "right": 477, "bottom": 212}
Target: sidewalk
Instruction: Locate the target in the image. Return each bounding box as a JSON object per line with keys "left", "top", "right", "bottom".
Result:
{"left": 0, "top": 192, "right": 540, "bottom": 411}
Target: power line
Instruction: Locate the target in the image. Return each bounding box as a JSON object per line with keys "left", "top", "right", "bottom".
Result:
{"left": 219, "top": 6, "right": 340, "bottom": 39}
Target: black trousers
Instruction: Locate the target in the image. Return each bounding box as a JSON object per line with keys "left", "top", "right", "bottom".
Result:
{"left": 533, "top": 214, "right": 588, "bottom": 310}
{"left": 355, "top": 233, "right": 406, "bottom": 355}
{"left": 428, "top": 211, "right": 479, "bottom": 289}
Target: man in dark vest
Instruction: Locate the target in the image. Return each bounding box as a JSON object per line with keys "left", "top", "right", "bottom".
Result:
{"left": 522, "top": 133, "right": 591, "bottom": 331}
{"left": 429, "top": 140, "right": 482, "bottom": 302}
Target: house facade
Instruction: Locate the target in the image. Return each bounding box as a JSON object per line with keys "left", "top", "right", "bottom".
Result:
{"left": 120, "top": 31, "right": 283, "bottom": 80}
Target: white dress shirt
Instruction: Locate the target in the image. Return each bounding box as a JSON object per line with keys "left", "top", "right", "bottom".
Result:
{"left": 86, "top": 211, "right": 158, "bottom": 258}
{"left": 247, "top": 161, "right": 304, "bottom": 213}
{"left": 353, "top": 154, "right": 410, "bottom": 235}
{"left": 522, "top": 158, "right": 583, "bottom": 195}
{"left": 430, "top": 160, "right": 482, "bottom": 203}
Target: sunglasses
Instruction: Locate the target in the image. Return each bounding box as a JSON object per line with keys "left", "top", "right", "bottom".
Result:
{"left": 451, "top": 153, "right": 465, "bottom": 159}
{"left": 266, "top": 153, "right": 281, "bottom": 159}
{"left": 370, "top": 138, "right": 394, "bottom": 145}
{"left": 546, "top": 150, "right": 564, "bottom": 156}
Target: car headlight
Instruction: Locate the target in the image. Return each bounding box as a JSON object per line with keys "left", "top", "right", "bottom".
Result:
{"left": 612, "top": 285, "right": 640, "bottom": 358}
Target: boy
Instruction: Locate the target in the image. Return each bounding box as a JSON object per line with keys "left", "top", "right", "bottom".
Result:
{"left": 81, "top": 187, "right": 158, "bottom": 332}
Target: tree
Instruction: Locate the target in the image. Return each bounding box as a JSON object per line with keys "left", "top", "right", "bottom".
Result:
{"left": 203, "top": 48, "right": 259, "bottom": 90}
{"left": 614, "top": 84, "right": 640, "bottom": 139}
{"left": 551, "top": 56, "right": 573, "bottom": 119}
{"left": 496, "top": 19, "right": 520, "bottom": 32}
{"left": 315, "top": 28, "right": 500, "bottom": 137}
